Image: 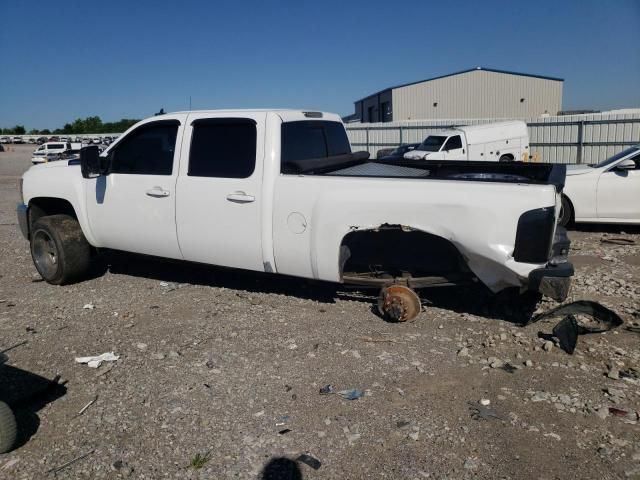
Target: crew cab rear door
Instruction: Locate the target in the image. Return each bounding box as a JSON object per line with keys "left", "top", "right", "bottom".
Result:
{"left": 175, "top": 113, "right": 266, "bottom": 271}
{"left": 84, "top": 117, "right": 184, "bottom": 259}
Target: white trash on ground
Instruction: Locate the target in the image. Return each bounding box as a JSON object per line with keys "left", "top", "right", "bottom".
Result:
{"left": 75, "top": 352, "right": 119, "bottom": 368}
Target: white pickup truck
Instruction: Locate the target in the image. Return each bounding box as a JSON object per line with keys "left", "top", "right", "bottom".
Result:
{"left": 403, "top": 121, "right": 530, "bottom": 162}
{"left": 17, "top": 110, "right": 572, "bottom": 321}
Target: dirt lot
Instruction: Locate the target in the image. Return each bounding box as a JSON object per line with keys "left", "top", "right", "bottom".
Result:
{"left": 1, "top": 145, "right": 639, "bottom": 479}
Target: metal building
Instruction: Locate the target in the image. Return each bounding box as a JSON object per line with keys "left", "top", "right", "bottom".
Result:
{"left": 353, "top": 67, "right": 563, "bottom": 123}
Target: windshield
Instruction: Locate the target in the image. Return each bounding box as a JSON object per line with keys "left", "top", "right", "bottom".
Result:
{"left": 418, "top": 135, "right": 447, "bottom": 152}
{"left": 595, "top": 147, "right": 640, "bottom": 168}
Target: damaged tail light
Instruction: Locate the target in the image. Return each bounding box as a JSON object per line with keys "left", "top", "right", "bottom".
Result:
{"left": 513, "top": 207, "right": 555, "bottom": 263}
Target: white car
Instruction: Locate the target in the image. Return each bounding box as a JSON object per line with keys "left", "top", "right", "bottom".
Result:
{"left": 560, "top": 145, "right": 640, "bottom": 226}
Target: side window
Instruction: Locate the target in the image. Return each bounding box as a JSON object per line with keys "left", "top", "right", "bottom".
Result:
{"left": 188, "top": 119, "right": 256, "bottom": 178}
{"left": 281, "top": 121, "right": 351, "bottom": 173}
{"left": 444, "top": 135, "right": 462, "bottom": 150}
{"left": 282, "top": 122, "right": 327, "bottom": 164}
{"left": 110, "top": 121, "right": 178, "bottom": 175}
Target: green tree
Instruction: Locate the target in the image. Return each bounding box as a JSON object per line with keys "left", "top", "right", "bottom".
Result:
{"left": 13, "top": 125, "right": 26, "bottom": 135}
{"left": 41, "top": 129, "right": 51, "bottom": 135}
{"left": 28, "top": 129, "right": 40, "bottom": 135}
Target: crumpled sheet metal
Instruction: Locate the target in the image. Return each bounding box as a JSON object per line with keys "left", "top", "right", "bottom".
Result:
{"left": 525, "top": 300, "right": 624, "bottom": 354}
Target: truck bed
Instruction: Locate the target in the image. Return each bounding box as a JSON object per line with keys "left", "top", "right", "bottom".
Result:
{"left": 286, "top": 152, "right": 566, "bottom": 190}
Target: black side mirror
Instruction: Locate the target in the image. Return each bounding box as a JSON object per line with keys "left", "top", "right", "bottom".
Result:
{"left": 80, "top": 145, "right": 105, "bottom": 178}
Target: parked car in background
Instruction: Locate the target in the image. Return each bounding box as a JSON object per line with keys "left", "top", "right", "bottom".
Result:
{"left": 31, "top": 142, "right": 73, "bottom": 164}
{"left": 559, "top": 145, "right": 640, "bottom": 226}
{"left": 403, "top": 121, "right": 529, "bottom": 162}
{"left": 92, "top": 137, "right": 102, "bottom": 144}
{"left": 28, "top": 138, "right": 37, "bottom": 144}
{"left": 378, "top": 143, "right": 421, "bottom": 162}
{"left": 48, "top": 136, "right": 60, "bottom": 142}
{"left": 13, "top": 136, "right": 25, "bottom": 144}
{"left": 36, "top": 137, "right": 47, "bottom": 145}
{"left": 0, "top": 137, "right": 10, "bottom": 144}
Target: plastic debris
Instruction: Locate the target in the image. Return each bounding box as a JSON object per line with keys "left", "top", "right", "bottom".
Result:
{"left": 526, "top": 301, "right": 623, "bottom": 354}
{"left": 468, "top": 401, "right": 506, "bottom": 421}
{"left": 75, "top": 352, "right": 119, "bottom": 368}
{"left": 500, "top": 363, "right": 517, "bottom": 373}
{"left": 296, "top": 453, "right": 321, "bottom": 470}
{"left": 600, "top": 237, "right": 635, "bottom": 246}
{"left": 319, "top": 384, "right": 335, "bottom": 395}
{"left": 278, "top": 429, "right": 292, "bottom": 435}
{"left": 82, "top": 303, "right": 95, "bottom": 310}
{"left": 337, "top": 389, "right": 364, "bottom": 400}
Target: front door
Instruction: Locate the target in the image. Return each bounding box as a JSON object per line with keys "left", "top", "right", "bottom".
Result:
{"left": 84, "top": 118, "right": 185, "bottom": 259}
{"left": 175, "top": 113, "right": 265, "bottom": 272}
{"left": 597, "top": 152, "right": 640, "bottom": 220}
{"left": 441, "top": 135, "right": 464, "bottom": 160}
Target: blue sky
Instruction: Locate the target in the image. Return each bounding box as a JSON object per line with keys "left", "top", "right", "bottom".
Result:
{"left": 1, "top": 0, "right": 638, "bottom": 129}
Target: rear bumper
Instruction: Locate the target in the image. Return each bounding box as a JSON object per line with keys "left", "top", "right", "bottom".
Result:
{"left": 527, "top": 226, "right": 573, "bottom": 301}
{"left": 528, "top": 262, "right": 573, "bottom": 301}
{"left": 16, "top": 203, "right": 29, "bottom": 240}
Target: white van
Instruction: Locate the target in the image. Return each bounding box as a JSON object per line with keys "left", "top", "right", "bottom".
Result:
{"left": 31, "top": 142, "right": 72, "bottom": 164}
{"left": 403, "top": 121, "right": 529, "bottom": 162}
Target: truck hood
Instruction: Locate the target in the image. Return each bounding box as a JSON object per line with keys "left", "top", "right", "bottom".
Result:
{"left": 30, "top": 159, "right": 78, "bottom": 170}
{"left": 565, "top": 164, "right": 594, "bottom": 176}
{"left": 403, "top": 150, "right": 431, "bottom": 160}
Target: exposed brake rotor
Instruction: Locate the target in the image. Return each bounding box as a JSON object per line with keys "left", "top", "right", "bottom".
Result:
{"left": 377, "top": 285, "right": 421, "bottom": 322}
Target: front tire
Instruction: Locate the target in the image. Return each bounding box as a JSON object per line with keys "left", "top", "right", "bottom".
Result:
{"left": 0, "top": 401, "right": 17, "bottom": 454}
{"left": 558, "top": 196, "right": 573, "bottom": 227}
{"left": 30, "top": 214, "right": 92, "bottom": 285}
{"left": 498, "top": 155, "right": 514, "bottom": 162}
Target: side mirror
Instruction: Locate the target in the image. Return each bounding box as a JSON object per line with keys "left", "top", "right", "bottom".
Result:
{"left": 80, "top": 145, "right": 105, "bottom": 178}
{"left": 615, "top": 158, "right": 636, "bottom": 171}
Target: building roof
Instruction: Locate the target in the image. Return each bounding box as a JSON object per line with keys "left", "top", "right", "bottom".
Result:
{"left": 354, "top": 67, "right": 564, "bottom": 103}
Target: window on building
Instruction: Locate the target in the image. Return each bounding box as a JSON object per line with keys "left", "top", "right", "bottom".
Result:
{"left": 381, "top": 102, "right": 392, "bottom": 122}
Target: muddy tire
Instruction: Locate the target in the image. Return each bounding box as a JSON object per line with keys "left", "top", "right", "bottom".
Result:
{"left": 558, "top": 195, "right": 573, "bottom": 227}
{"left": 498, "top": 155, "right": 513, "bottom": 162}
{"left": 30, "top": 214, "right": 92, "bottom": 285}
{"left": 0, "top": 401, "right": 17, "bottom": 454}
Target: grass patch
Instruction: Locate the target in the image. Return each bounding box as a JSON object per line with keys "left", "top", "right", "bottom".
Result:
{"left": 189, "top": 451, "right": 211, "bottom": 469}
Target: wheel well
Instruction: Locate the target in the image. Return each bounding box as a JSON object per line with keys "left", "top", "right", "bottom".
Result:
{"left": 28, "top": 197, "right": 78, "bottom": 230}
{"left": 339, "top": 225, "right": 470, "bottom": 282}
{"left": 499, "top": 154, "right": 514, "bottom": 161}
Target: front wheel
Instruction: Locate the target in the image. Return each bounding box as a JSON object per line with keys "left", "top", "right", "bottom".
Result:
{"left": 558, "top": 196, "right": 573, "bottom": 227}
{"left": 30, "top": 214, "right": 92, "bottom": 285}
{"left": 498, "top": 155, "right": 514, "bottom": 162}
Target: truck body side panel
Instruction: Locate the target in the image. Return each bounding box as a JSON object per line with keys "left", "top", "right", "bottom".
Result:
{"left": 271, "top": 174, "right": 558, "bottom": 292}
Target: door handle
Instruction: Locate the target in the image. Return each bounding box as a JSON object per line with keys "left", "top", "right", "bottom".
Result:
{"left": 146, "top": 187, "right": 170, "bottom": 198}
{"left": 226, "top": 191, "right": 255, "bottom": 203}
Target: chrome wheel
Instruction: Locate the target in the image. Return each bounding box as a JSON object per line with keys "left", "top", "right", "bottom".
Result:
{"left": 32, "top": 229, "right": 59, "bottom": 279}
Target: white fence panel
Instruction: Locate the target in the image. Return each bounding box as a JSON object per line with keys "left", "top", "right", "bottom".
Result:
{"left": 346, "top": 112, "right": 640, "bottom": 164}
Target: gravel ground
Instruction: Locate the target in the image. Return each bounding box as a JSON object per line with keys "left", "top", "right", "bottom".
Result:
{"left": 1, "top": 145, "right": 639, "bottom": 479}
